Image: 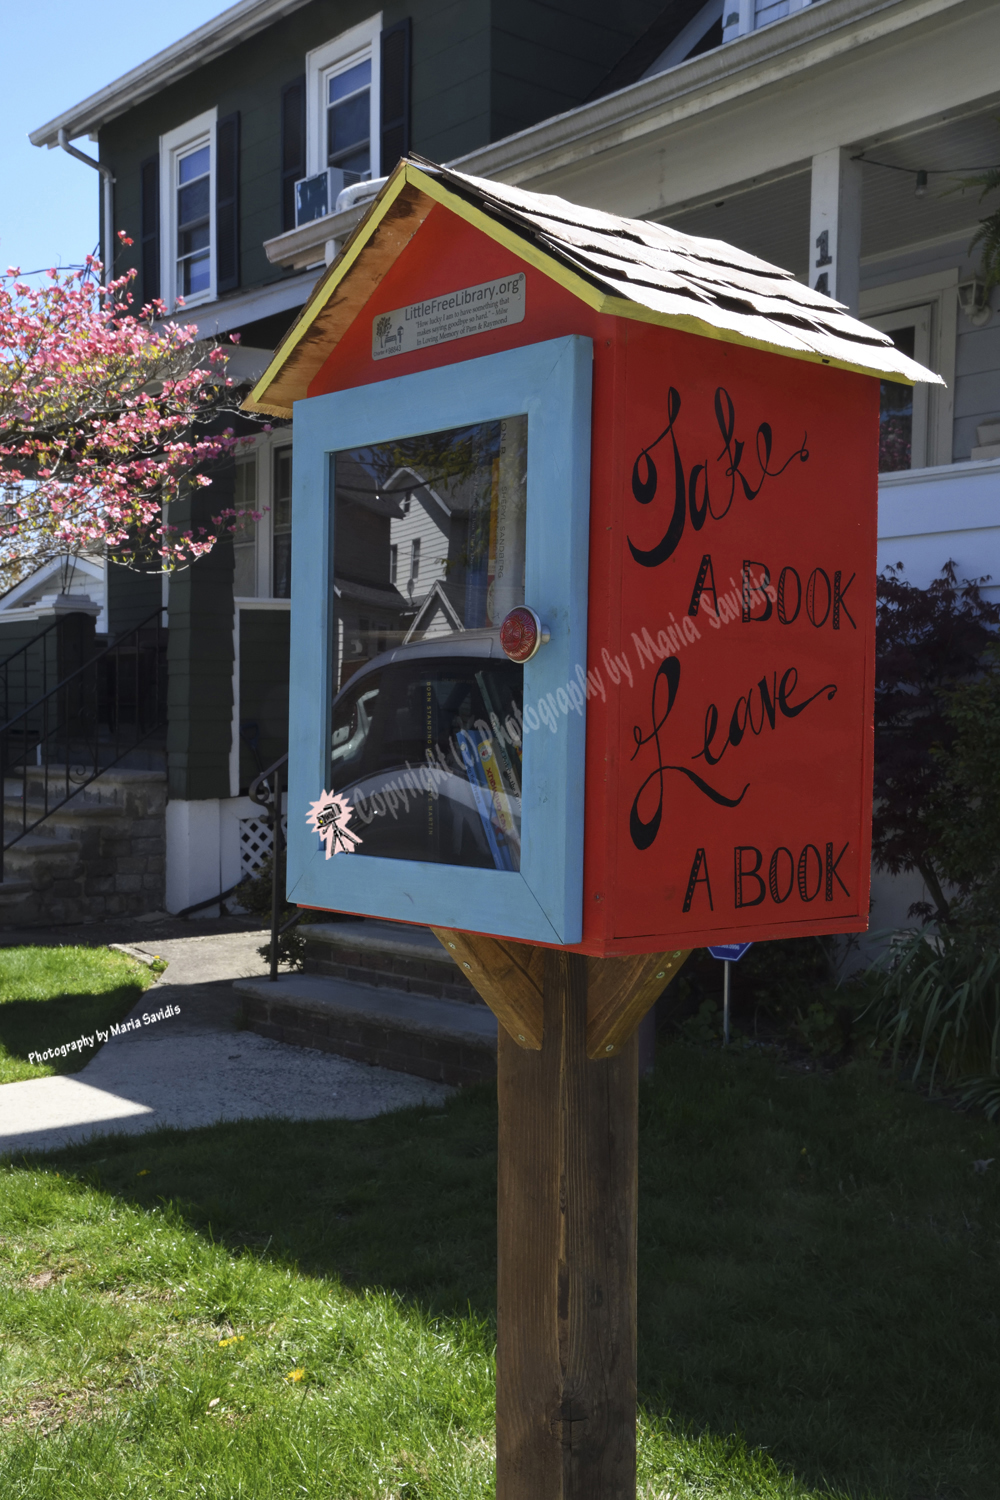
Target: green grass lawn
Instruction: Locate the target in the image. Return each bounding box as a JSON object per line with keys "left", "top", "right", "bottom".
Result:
{"left": 0, "top": 1045, "right": 997, "bottom": 1498}
{"left": 0, "top": 947, "right": 158, "bottom": 1083}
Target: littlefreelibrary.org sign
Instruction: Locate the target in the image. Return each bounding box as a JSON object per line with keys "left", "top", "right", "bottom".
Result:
{"left": 372, "top": 274, "right": 525, "bottom": 359}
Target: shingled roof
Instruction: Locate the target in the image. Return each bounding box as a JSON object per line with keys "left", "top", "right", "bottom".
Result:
{"left": 246, "top": 155, "right": 939, "bottom": 419}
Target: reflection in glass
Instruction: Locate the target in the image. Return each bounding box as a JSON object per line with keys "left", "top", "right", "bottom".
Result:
{"left": 327, "top": 57, "right": 372, "bottom": 184}
{"left": 176, "top": 143, "right": 211, "bottom": 298}
{"left": 331, "top": 416, "right": 527, "bottom": 689}
{"left": 329, "top": 658, "right": 524, "bottom": 871}
{"left": 327, "top": 418, "right": 529, "bottom": 872}
{"left": 879, "top": 325, "right": 915, "bottom": 472}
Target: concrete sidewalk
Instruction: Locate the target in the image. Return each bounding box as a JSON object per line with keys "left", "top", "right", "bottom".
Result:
{"left": 0, "top": 928, "right": 452, "bottom": 1156}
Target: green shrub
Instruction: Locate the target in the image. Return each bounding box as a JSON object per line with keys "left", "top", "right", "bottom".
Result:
{"left": 872, "top": 927, "right": 1000, "bottom": 1091}
{"left": 737, "top": 936, "right": 839, "bottom": 1023}
{"left": 233, "top": 849, "right": 310, "bottom": 971}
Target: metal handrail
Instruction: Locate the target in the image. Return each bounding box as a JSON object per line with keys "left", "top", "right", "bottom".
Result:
{"left": 0, "top": 616, "right": 63, "bottom": 726}
{"left": 1, "top": 608, "right": 167, "bottom": 881}
{"left": 248, "top": 752, "right": 294, "bottom": 980}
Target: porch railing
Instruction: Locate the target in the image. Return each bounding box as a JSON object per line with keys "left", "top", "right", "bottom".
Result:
{"left": 0, "top": 617, "right": 64, "bottom": 727}
{"left": 0, "top": 609, "right": 167, "bottom": 882}
{"left": 248, "top": 752, "right": 297, "bottom": 979}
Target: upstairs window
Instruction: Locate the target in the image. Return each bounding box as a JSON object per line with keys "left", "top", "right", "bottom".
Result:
{"left": 153, "top": 107, "right": 239, "bottom": 307}
{"left": 306, "top": 16, "right": 382, "bottom": 183}
{"left": 160, "top": 109, "right": 216, "bottom": 308}
{"left": 176, "top": 143, "right": 211, "bottom": 297}
{"left": 328, "top": 57, "right": 372, "bottom": 182}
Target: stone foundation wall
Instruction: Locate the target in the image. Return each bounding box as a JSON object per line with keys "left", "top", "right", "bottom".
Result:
{"left": 1, "top": 769, "right": 167, "bottom": 928}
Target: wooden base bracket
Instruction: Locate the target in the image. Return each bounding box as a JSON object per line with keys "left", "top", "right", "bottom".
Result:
{"left": 433, "top": 928, "right": 690, "bottom": 1058}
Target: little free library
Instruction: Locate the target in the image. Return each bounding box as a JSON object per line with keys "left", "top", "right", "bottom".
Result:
{"left": 246, "top": 157, "right": 935, "bottom": 1500}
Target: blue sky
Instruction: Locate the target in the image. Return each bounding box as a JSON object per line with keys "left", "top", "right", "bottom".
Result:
{"left": 1, "top": 0, "right": 235, "bottom": 276}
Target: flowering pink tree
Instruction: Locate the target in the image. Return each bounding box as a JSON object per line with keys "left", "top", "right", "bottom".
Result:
{"left": 0, "top": 249, "right": 250, "bottom": 591}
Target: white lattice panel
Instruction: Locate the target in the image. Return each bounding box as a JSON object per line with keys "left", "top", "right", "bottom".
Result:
{"left": 238, "top": 814, "right": 286, "bottom": 873}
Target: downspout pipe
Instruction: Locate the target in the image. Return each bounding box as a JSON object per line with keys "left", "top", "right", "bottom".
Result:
{"left": 57, "top": 128, "right": 114, "bottom": 286}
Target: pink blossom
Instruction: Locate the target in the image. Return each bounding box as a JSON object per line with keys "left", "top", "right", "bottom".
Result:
{"left": 0, "top": 258, "right": 254, "bottom": 581}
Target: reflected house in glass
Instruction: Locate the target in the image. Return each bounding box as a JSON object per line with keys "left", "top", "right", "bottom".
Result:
{"left": 332, "top": 415, "right": 528, "bottom": 689}
{"left": 246, "top": 157, "right": 937, "bottom": 953}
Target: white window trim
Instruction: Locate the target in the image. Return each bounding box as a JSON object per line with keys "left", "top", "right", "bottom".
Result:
{"left": 229, "top": 598, "right": 291, "bottom": 799}
{"left": 160, "top": 107, "right": 218, "bottom": 312}
{"left": 305, "top": 13, "right": 382, "bottom": 181}
{"left": 861, "top": 269, "right": 958, "bottom": 470}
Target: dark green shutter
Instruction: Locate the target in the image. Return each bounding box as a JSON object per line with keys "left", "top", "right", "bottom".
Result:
{"left": 140, "top": 154, "right": 160, "bottom": 305}
{"left": 281, "top": 76, "right": 306, "bottom": 231}
{"left": 380, "top": 19, "right": 411, "bottom": 176}
{"left": 216, "top": 112, "right": 240, "bottom": 293}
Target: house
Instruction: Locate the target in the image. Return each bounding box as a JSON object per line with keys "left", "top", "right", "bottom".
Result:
{"left": 21, "top": 0, "right": 677, "bottom": 915}
{"left": 18, "top": 0, "right": 1000, "bottom": 933}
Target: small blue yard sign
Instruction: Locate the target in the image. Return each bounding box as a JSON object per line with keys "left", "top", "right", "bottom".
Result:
{"left": 707, "top": 943, "right": 753, "bottom": 962}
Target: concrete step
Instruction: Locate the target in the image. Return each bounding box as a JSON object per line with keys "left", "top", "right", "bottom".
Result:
{"left": 234, "top": 971, "right": 498, "bottom": 1087}
{"left": 301, "top": 919, "right": 479, "bottom": 1003}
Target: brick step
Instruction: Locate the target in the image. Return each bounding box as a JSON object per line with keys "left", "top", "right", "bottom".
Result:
{"left": 3, "top": 833, "right": 82, "bottom": 864}
{"left": 234, "top": 972, "right": 497, "bottom": 1087}
{"left": 12, "top": 765, "right": 166, "bottom": 804}
{"left": 301, "top": 919, "right": 478, "bottom": 1003}
{"left": 0, "top": 879, "right": 34, "bottom": 907}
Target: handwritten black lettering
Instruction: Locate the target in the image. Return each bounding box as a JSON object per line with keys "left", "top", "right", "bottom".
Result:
{"left": 682, "top": 848, "right": 714, "bottom": 911}
{"left": 727, "top": 838, "right": 853, "bottom": 907}
{"left": 833, "top": 572, "right": 856, "bottom": 630}
{"left": 688, "top": 553, "right": 718, "bottom": 619}
{"left": 769, "top": 847, "right": 794, "bottom": 903}
{"left": 777, "top": 566, "right": 801, "bottom": 624}
{"left": 797, "top": 844, "right": 823, "bottom": 901}
{"left": 629, "top": 657, "right": 748, "bottom": 851}
{"left": 696, "top": 667, "right": 837, "bottom": 768}
{"left": 628, "top": 386, "right": 809, "bottom": 569}
{"left": 742, "top": 559, "right": 773, "bottom": 622}
{"left": 734, "top": 846, "right": 766, "bottom": 907}
{"left": 826, "top": 841, "right": 850, "bottom": 898}
{"left": 806, "top": 568, "right": 832, "bottom": 627}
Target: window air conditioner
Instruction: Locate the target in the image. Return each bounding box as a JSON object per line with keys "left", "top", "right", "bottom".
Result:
{"left": 294, "top": 168, "right": 347, "bottom": 227}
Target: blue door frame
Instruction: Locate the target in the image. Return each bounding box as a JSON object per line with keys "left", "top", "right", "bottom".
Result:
{"left": 286, "top": 334, "right": 592, "bottom": 944}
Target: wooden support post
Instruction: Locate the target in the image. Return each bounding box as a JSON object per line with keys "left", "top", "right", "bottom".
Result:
{"left": 434, "top": 929, "right": 690, "bottom": 1500}
{"left": 497, "top": 951, "right": 638, "bottom": 1500}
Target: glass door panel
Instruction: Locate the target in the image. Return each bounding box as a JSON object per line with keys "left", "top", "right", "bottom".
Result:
{"left": 329, "top": 415, "right": 528, "bottom": 871}
{"left": 865, "top": 305, "right": 932, "bottom": 471}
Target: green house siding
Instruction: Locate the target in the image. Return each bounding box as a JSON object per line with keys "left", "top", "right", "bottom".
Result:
{"left": 102, "top": 0, "right": 490, "bottom": 298}
{"left": 238, "top": 609, "right": 291, "bottom": 792}
{"left": 0, "top": 611, "right": 97, "bottom": 728}
{"left": 166, "top": 476, "right": 236, "bottom": 802}
{"left": 489, "top": 0, "right": 666, "bottom": 140}
{"left": 101, "top": 1, "right": 667, "bottom": 299}
{"left": 106, "top": 563, "right": 161, "bottom": 638}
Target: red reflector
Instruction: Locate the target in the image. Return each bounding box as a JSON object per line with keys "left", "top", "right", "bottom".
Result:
{"left": 500, "top": 606, "right": 543, "bottom": 663}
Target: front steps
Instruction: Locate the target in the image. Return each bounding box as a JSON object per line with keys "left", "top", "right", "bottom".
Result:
{"left": 1, "top": 766, "right": 167, "bottom": 927}
{"left": 235, "top": 920, "right": 498, "bottom": 1085}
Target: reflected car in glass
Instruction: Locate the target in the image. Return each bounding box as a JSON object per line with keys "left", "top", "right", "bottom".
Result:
{"left": 328, "top": 631, "right": 524, "bottom": 873}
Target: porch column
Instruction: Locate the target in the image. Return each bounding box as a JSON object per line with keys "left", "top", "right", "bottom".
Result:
{"left": 808, "top": 148, "right": 862, "bottom": 315}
